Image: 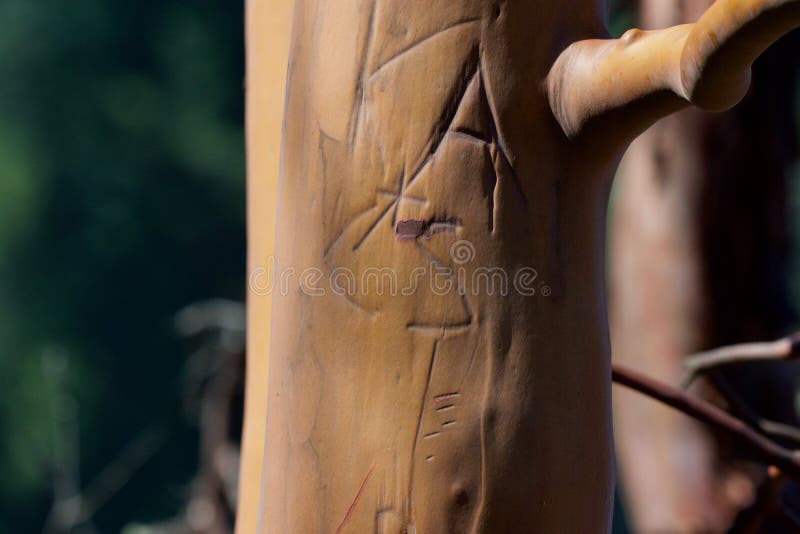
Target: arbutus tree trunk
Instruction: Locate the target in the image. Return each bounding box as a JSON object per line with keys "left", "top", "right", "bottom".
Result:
{"left": 610, "top": 1, "right": 800, "bottom": 530}
{"left": 236, "top": 1, "right": 294, "bottom": 533}
{"left": 247, "top": 1, "right": 800, "bottom": 531}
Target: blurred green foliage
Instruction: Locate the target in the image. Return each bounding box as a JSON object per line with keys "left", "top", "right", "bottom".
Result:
{"left": 0, "top": 1, "right": 245, "bottom": 531}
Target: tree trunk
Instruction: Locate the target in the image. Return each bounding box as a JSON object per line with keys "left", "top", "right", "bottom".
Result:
{"left": 247, "top": 0, "right": 800, "bottom": 531}
{"left": 609, "top": 1, "right": 799, "bottom": 531}
{"left": 259, "top": 3, "right": 616, "bottom": 531}
{"left": 237, "top": 1, "right": 294, "bottom": 533}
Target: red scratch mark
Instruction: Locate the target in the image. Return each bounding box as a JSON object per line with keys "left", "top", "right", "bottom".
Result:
{"left": 335, "top": 463, "right": 376, "bottom": 534}
{"left": 434, "top": 392, "right": 461, "bottom": 404}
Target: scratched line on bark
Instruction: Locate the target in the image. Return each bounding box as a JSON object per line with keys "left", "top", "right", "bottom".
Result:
{"left": 369, "top": 19, "right": 481, "bottom": 80}
{"left": 407, "top": 339, "right": 440, "bottom": 519}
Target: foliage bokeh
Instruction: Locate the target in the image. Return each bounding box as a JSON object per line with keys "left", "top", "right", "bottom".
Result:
{"left": 0, "top": 1, "right": 245, "bottom": 531}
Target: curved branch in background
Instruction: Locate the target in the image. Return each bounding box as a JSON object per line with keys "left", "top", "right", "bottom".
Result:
{"left": 682, "top": 332, "right": 800, "bottom": 387}
{"left": 708, "top": 374, "right": 800, "bottom": 450}
{"left": 611, "top": 363, "right": 800, "bottom": 479}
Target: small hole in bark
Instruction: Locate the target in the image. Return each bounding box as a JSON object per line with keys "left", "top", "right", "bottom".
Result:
{"left": 453, "top": 488, "right": 470, "bottom": 507}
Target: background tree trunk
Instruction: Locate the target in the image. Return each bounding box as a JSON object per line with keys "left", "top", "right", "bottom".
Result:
{"left": 237, "top": 1, "right": 294, "bottom": 532}
{"left": 609, "top": 2, "right": 799, "bottom": 531}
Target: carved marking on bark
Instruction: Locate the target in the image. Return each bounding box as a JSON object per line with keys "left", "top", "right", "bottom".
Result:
{"left": 352, "top": 186, "right": 403, "bottom": 252}
{"left": 395, "top": 218, "right": 462, "bottom": 241}
{"left": 477, "top": 61, "right": 527, "bottom": 207}
{"left": 408, "top": 340, "right": 440, "bottom": 519}
{"left": 307, "top": 12, "right": 531, "bottom": 527}
{"left": 450, "top": 128, "right": 491, "bottom": 145}
{"left": 434, "top": 392, "right": 462, "bottom": 403}
{"left": 348, "top": 1, "right": 378, "bottom": 144}
{"left": 486, "top": 144, "right": 499, "bottom": 232}
{"left": 368, "top": 19, "right": 481, "bottom": 81}
{"left": 407, "top": 240, "right": 476, "bottom": 333}
{"left": 400, "top": 45, "right": 480, "bottom": 186}
{"left": 334, "top": 462, "right": 376, "bottom": 534}
{"left": 334, "top": 37, "right": 481, "bottom": 257}
{"left": 377, "top": 189, "right": 426, "bottom": 203}
{"left": 406, "top": 323, "right": 473, "bottom": 335}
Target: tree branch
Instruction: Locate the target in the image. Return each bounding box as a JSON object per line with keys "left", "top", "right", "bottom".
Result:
{"left": 611, "top": 363, "right": 800, "bottom": 479}
{"left": 707, "top": 371, "right": 800, "bottom": 450}
{"left": 682, "top": 332, "right": 800, "bottom": 387}
{"left": 546, "top": 0, "right": 800, "bottom": 141}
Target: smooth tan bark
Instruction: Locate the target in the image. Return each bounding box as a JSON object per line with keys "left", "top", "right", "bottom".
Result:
{"left": 237, "top": 1, "right": 293, "bottom": 532}
{"left": 252, "top": 1, "right": 800, "bottom": 531}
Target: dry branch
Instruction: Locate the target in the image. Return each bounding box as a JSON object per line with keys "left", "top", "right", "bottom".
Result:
{"left": 611, "top": 363, "right": 800, "bottom": 479}
{"left": 710, "top": 374, "right": 800, "bottom": 450}
{"left": 682, "top": 332, "right": 800, "bottom": 387}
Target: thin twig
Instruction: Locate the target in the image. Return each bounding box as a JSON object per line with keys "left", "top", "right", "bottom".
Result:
{"left": 709, "top": 372, "right": 800, "bottom": 450}
{"left": 760, "top": 420, "right": 800, "bottom": 449}
{"left": 682, "top": 332, "right": 800, "bottom": 387}
{"left": 611, "top": 363, "right": 800, "bottom": 479}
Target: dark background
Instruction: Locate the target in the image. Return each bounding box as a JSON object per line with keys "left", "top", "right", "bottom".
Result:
{"left": 0, "top": 1, "right": 245, "bottom": 531}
